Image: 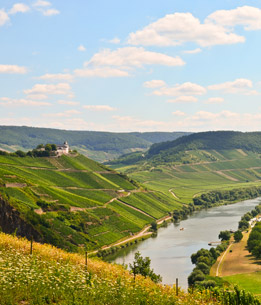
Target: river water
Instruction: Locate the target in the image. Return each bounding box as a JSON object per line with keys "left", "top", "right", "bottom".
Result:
{"left": 107, "top": 198, "right": 260, "bottom": 289}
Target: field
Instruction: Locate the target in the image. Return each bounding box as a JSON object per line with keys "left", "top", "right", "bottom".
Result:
{"left": 0, "top": 153, "right": 180, "bottom": 251}
{"left": 0, "top": 232, "right": 229, "bottom": 305}
{"left": 113, "top": 149, "right": 261, "bottom": 204}
{"left": 223, "top": 273, "right": 261, "bottom": 296}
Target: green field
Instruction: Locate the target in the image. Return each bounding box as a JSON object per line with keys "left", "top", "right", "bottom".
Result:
{"left": 0, "top": 153, "right": 181, "bottom": 251}
{"left": 224, "top": 272, "right": 261, "bottom": 296}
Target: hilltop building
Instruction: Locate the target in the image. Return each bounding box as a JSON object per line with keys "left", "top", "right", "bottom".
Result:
{"left": 57, "top": 141, "right": 69, "bottom": 155}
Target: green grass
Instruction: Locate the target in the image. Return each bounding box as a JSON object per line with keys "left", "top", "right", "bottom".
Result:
{"left": 224, "top": 272, "right": 261, "bottom": 295}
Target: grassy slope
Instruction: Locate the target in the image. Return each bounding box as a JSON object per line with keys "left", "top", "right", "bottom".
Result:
{"left": 0, "top": 232, "right": 222, "bottom": 305}
{"left": 0, "top": 153, "right": 180, "bottom": 251}
{"left": 112, "top": 149, "right": 261, "bottom": 204}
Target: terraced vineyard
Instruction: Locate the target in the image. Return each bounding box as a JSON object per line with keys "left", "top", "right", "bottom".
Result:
{"left": 112, "top": 149, "right": 261, "bottom": 204}
{"left": 0, "top": 153, "right": 181, "bottom": 251}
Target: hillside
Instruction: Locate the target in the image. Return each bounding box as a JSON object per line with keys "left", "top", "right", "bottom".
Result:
{"left": 0, "top": 152, "right": 181, "bottom": 252}
{"left": 109, "top": 131, "right": 261, "bottom": 207}
{"left": 0, "top": 126, "right": 190, "bottom": 162}
{"left": 147, "top": 131, "right": 261, "bottom": 162}
{"left": 0, "top": 232, "right": 236, "bottom": 305}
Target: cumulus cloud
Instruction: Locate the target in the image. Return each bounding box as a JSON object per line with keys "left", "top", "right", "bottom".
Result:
{"left": 33, "top": 1, "right": 51, "bottom": 7}
{"left": 153, "top": 82, "right": 206, "bottom": 96}
{"left": 74, "top": 67, "right": 129, "bottom": 78}
{"left": 0, "top": 97, "right": 51, "bottom": 106}
{"left": 57, "top": 100, "right": 79, "bottom": 106}
{"left": 38, "top": 73, "right": 74, "bottom": 82}
{"left": 167, "top": 96, "right": 198, "bottom": 103}
{"left": 24, "top": 83, "right": 72, "bottom": 96}
{"left": 127, "top": 11, "right": 245, "bottom": 47}
{"left": 206, "top": 6, "right": 261, "bottom": 31}
{"left": 0, "top": 64, "right": 27, "bottom": 74}
{"left": 83, "top": 105, "right": 116, "bottom": 111}
{"left": 85, "top": 47, "right": 185, "bottom": 68}
{"left": 45, "top": 109, "right": 81, "bottom": 117}
{"left": 26, "top": 94, "right": 48, "bottom": 100}
{"left": 183, "top": 48, "right": 202, "bottom": 54}
{"left": 143, "top": 80, "right": 166, "bottom": 88}
{"left": 206, "top": 97, "right": 224, "bottom": 103}
{"left": 9, "top": 3, "right": 30, "bottom": 15}
{"left": 33, "top": 1, "right": 59, "bottom": 16}
{"left": 78, "top": 45, "right": 86, "bottom": 52}
{"left": 0, "top": 10, "right": 9, "bottom": 26}
{"left": 208, "top": 78, "right": 258, "bottom": 95}
{"left": 172, "top": 111, "right": 185, "bottom": 116}
{"left": 109, "top": 37, "right": 121, "bottom": 44}
{"left": 42, "top": 9, "right": 59, "bottom": 16}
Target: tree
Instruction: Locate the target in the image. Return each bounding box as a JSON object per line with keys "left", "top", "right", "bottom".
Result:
{"left": 218, "top": 230, "right": 231, "bottom": 241}
{"left": 234, "top": 230, "right": 243, "bottom": 243}
{"left": 129, "top": 251, "right": 162, "bottom": 283}
{"left": 51, "top": 144, "right": 57, "bottom": 151}
{"left": 45, "top": 144, "right": 52, "bottom": 152}
{"left": 150, "top": 221, "right": 158, "bottom": 232}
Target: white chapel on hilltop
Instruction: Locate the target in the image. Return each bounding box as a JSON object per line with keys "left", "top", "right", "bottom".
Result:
{"left": 57, "top": 141, "right": 69, "bottom": 155}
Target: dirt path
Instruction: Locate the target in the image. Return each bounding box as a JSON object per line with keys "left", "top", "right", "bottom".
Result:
{"left": 169, "top": 188, "right": 179, "bottom": 199}
{"left": 117, "top": 199, "right": 156, "bottom": 219}
{"left": 216, "top": 171, "right": 239, "bottom": 182}
{"left": 211, "top": 227, "right": 261, "bottom": 277}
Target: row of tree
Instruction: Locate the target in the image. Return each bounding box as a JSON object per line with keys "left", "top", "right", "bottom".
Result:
{"left": 0, "top": 144, "right": 58, "bottom": 158}
{"left": 247, "top": 222, "right": 261, "bottom": 259}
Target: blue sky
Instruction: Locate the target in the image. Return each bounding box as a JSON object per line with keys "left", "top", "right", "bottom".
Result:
{"left": 1, "top": 0, "right": 261, "bottom": 132}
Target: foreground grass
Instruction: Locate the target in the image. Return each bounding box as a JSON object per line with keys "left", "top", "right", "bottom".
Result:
{"left": 0, "top": 233, "right": 223, "bottom": 305}
{"left": 223, "top": 272, "right": 261, "bottom": 296}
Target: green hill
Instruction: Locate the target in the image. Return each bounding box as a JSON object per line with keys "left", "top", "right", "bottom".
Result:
{"left": 0, "top": 125, "right": 190, "bottom": 162}
{"left": 109, "top": 131, "right": 261, "bottom": 207}
{"left": 0, "top": 152, "right": 181, "bottom": 252}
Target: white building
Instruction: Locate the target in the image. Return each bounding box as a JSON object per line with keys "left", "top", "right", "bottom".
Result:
{"left": 57, "top": 141, "right": 69, "bottom": 155}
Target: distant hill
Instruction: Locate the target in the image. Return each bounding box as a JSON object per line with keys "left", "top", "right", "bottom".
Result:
{"left": 0, "top": 126, "right": 191, "bottom": 162}
{"left": 147, "top": 131, "right": 261, "bottom": 162}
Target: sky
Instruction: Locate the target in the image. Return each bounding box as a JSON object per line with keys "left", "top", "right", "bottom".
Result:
{"left": 1, "top": 0, "right": 261, "bottom": 132}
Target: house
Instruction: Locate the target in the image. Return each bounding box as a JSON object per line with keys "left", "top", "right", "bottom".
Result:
{"left": 56, "top": 141, "right": 69, "bottom": 155}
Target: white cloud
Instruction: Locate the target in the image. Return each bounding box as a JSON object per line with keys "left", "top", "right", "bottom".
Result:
{"left": 0, "top": 64, "right": 27, "bottom": 74}
{"left": 26, "top": 94, "right": 48, "bottom": 100}
{"left": 109, "top": 37, "right": 120, "bottom": 44}
{"left": 143, "top": 80, "right": 166, "bottom": 88}
{"left": 127, "top": 11, "right": 245, "bottom": 47}
{"left": 78, "top": 45, "right": 86, "bottom": 52}
{"left": 83, "top": 105, "right": 116, "bottom": 111}
{"left": 46, "top": 109, "right": 81, "bottom": 117}
{"left": 58, "top": 100, "right": 79, "bottom": 106}
{"left": 206, "top": 97, "right": 224, "bottom": 103}
{"left": 33, "top": 1, "right": 51, "bottom": 7}
{"left": 208, "top": 78, "right": 258, "bottom": 95}
{"left": 38, "top": 73, "right": 73, "bottom": 82}
{"left": 183, "top": 48, "right": 202, "bottom": 54}
{"left": 42, "top": 9, "right": 59, "bottom": 16}
{"left": 9, "top": 3, "right": 30, "bottom": 15}
{"left": 74, "top": 67, "right": 129, "bottom": 78}
{"left": 167, "top": 96, "right": 198, "bottom": 103}
{"left": 172, "top": 111, "right": 185, "bottom": 116}
{"left": 24, "top": 83, "right": 72, "bottom": 96}
{"left": 0, "top": 10, "right": 9, "bottom": 26}
{"left": 0, "top": 97, "right": 51, "bottom": 106}
{"left": 32, "top": 1, "right": 59, "bottom": 16}
{"left": 153, "top": 82, "right": 206, "bottom": 96}
{"left": 206, "top": 6, "right": 261, "bottom": 31}
{"left": 85, "top": 47, "right": 185, "bottom": 68}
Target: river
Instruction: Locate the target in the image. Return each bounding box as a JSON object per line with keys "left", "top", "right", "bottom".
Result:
{"left": 106, "top": 198, "right": 260, "bottom": 289}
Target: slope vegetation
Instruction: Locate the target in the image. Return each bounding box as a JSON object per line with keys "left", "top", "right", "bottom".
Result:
{"left": 110, "top": 131, "right": 261, "bottom": 205}
{"left": 0, "top": 153, "right": 180, "bottom": 252}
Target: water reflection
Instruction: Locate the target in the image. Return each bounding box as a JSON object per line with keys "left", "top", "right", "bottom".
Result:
{"left": 107, "top": 198, "right": 260, "bottom": 289}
